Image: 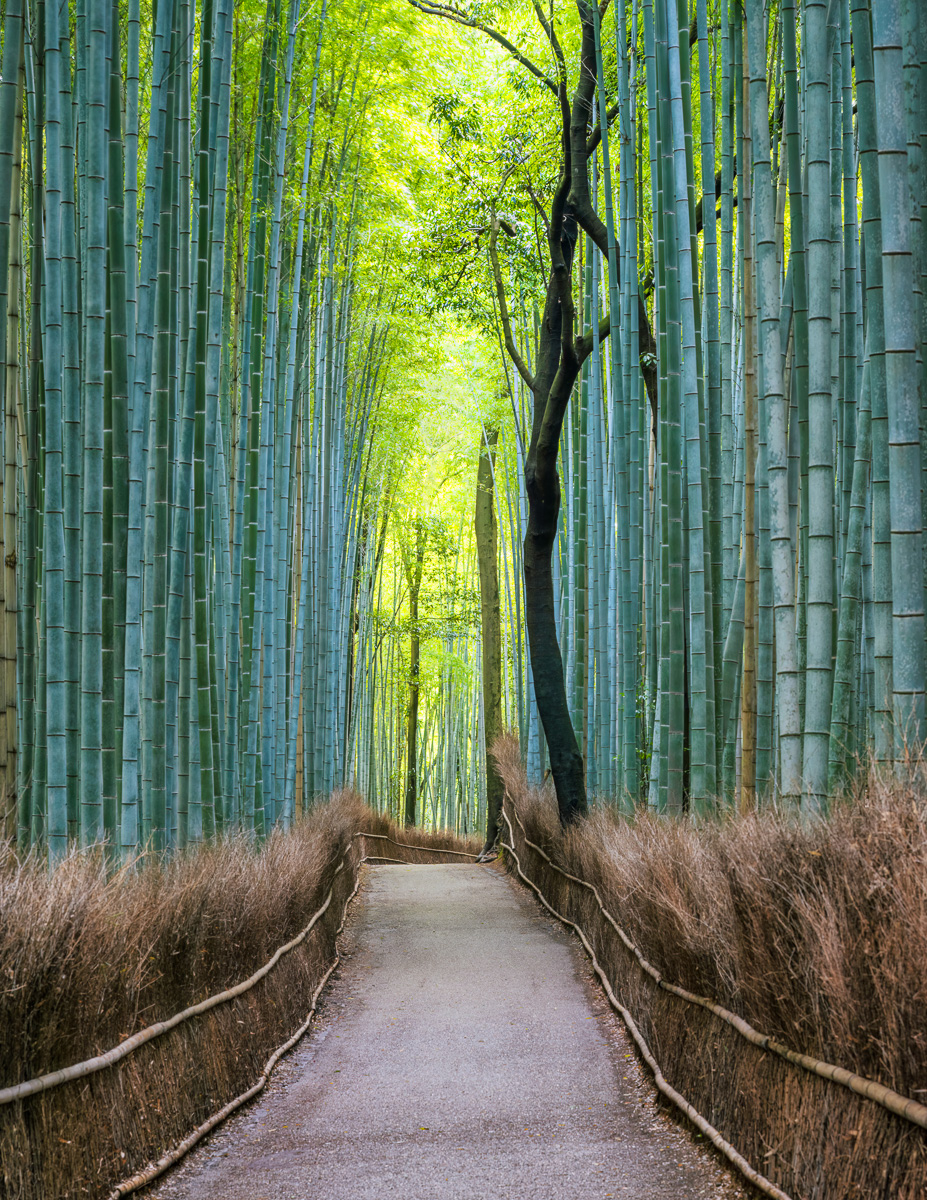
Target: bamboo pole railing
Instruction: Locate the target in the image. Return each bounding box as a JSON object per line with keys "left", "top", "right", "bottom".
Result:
{"left": 0, "top": 831, "right": 476, "bottom": 1107}
{"left": 105, "top": 832, "right": 481, "bottom": 1196}
{"left": 359, "top": 832, "right": 480, "bottom": 858}
{"left": 502, "top": 800, "right": 927, "bottom": 1131}
{"left": 107, "top": 865, "right": 367, "bottom": 1198}
{"left": 501, "top": 806, "right": 794, "bottom": 1200}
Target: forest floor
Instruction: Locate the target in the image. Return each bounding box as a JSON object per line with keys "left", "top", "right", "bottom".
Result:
{"left": 142, "top": 864, "right": 750, "bottom": 1200}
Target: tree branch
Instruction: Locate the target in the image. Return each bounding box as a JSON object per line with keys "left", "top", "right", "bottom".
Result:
{"left": 567, "top": 6, "right": 610, "bottom": 253}
{"left": 488, "top": 220, "right": 537, "bottom": 392}
{"left": 585, "top": 99, "right": 620, "bottom": 156}
{"left": 575, "top": 311, "right": 612, "bottom": 362}
{"left": 525, "top": 179, "right": 550, "bottom": 236}
{"left": 694, "top": 161, "right": 738, "bottom": 234}
{"left": 567, "top": 3, "right": 659, "bottom": 420}
{"left": 530, "top": 0, "right": 567, "bottom": 88}
{"left": 525, "top": 181, "right": 551, "bottom": 292}
{"left": 407, "top": 0, "right": 559, "bottom": 94}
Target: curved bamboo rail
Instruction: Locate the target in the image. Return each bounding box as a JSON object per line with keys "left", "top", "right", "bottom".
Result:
{"left": 105, "top": 832, "right": 480, "bottom": 1195}
{"left": 359, "top": 832, "right": 480, "bottom": 858}
{"left": 503, "top": 800, "right": 927, "bottom": 1131}
{"left": 501, "top": 808, "right": 794, "bottom": 1200}
{"left": 0, "top": 854, "right": 355, "bottom": 1106}
{"left": 108, "top": 866, "right": 367, "bottom": 1198}
{"left": 0, "top": 829, "right": 476, "bottom": 1107}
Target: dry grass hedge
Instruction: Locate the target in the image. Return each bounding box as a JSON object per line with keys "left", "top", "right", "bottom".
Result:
{"left": 494, "top": 735, "right": 927, "bottom": 1200}
{"left": 0, "top": 795, "right": 480, "bottom": 1200}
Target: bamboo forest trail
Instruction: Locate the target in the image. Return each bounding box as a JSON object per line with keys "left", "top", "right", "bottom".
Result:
{"left": 148, "top": 865, "right": 746, "bottom": 1200}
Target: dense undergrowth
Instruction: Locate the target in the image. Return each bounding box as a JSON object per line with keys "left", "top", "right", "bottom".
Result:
{"left": 495, "top": 735, "right": 927, "bottom": 1199}
{"left": 0, "top": 794, "right": 479, "bottom": 1200}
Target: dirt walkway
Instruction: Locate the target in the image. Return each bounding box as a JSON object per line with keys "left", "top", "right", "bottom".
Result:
{"left": 149, "top": 864, "right": 748, "bottom": 1200}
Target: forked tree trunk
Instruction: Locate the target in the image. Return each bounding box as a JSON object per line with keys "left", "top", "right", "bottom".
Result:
{"left": 490, "top": 205, "right": 591, "bottom": 826}
{"left": 475, "top": 427, "right": 504, "bottom": 851}
{"left": 413, "top": 0, "right": 661, "bottom": 825}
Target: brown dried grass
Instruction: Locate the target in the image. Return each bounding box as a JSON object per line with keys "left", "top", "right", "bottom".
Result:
{"left": 494, "top": 735, "right": 927, "bottom": 1200}
{"left": 358, "top": 811, "right": 482, "bottom": 862}
{"left": 0, "top": 794, "right": 480, "bottom": 1200}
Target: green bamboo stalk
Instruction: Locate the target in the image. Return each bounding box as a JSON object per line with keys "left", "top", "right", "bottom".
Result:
{"left": 146, "top": 63, "right": 177, "bottom": 851}
{"left": 60, "top": 0, "right": 82, "bottom": 843}
{"left": 850, "top": 0, "right": 893, "bottom": 766}
{"left": 0, "top": 0, "right": 24, "bottom": 822}
{"left": 192, "top": 0, "right": 218, "bottom": 833}
{"left": 653, "top": 0, "right": 685, "bottom": 813}
{"left": 739, "top": 11, "right": 757, "bottom": 810}
{"left": 719, "top": 2, "right": 736, "bottom": 631}
{"left": 665, "top": 0, "right": 713, "bottom": 811}
{"left": 745, "top": 0, "right": 802, "bottom": 803}
{"left": 697, "top": 0, "right": 723, "bottom": 780}
{"left": 19, "top": 29, "right": 41, "bottom": 844}
{"left": 42, "top": 0, "right": 69, "bottom": 860}
{"left": 802, "top": 0, "right": 836, "bottom": 809}
{"left": 829, "top": 357, "right": 872, "bottom": 790}
{"left": 872, "top": 0, "right": 926, "bottom": 754}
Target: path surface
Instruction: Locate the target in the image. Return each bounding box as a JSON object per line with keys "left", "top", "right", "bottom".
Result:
{"left": 150, "top": 865, "right": 746, "bottom": 1200}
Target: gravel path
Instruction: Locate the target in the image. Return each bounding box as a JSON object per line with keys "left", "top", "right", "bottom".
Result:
{"left": 148, "top": 864, "right": 749, "bottom": 1200}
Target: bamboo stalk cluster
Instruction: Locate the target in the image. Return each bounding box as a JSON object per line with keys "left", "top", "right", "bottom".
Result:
{"left": 0, "top": 0, "right": 407, "bottom": 856}
{"left": 494, "top": 0, "right": 926, "bottom": 813}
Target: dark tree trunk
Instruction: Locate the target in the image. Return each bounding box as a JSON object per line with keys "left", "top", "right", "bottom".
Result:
{"left": 343, "top": 540, "right": 362, "bottom": 764}
{"left": 523, "top": 449, "right": 586, "bottom": 823}
{"left": 403, "top": 597, "right": 420, "bottom": 827}
{"left": 344, "top": 500, "right": 389, "bottom": 773}
{"left": 402, "top": 521, "right": 425, "bottom": 826}
{"left": 413, "top": 0, "right": 659, "bottom": 824}
{"left": 505, "top": 204, "right": 590, "bottom": 826}
{"left": 475, "top": 427, "right": 504, "bottom": 851}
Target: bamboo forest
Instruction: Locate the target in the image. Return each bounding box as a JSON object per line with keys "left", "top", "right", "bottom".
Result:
{"left": 2, "top": 1, "right": 927, "bottom": 1199}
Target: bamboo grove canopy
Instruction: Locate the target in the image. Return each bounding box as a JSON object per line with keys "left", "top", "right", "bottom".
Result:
{"left": 0, "top": 0, "right": 925, "bottom": 857}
